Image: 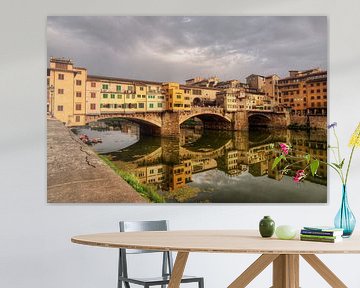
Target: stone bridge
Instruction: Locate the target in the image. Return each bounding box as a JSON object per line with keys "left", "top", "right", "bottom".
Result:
{"left": 85, "top": 107, "right": 290, "bottom": 137}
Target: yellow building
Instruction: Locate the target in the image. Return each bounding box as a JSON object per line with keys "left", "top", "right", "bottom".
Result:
{"left": 163, "top": 82, "right": 189, "bottom": 111}
{"left": 180, "top": 85, "right": 220, "bottom": 106}
{"left": 86, "top": 78, "right": 101, "bottom": 115}
{"left": 146, "top": 83, "right": 165, "bottom": 111}
{"left": 47, "top": 58, "right": 87, "bottom": 126}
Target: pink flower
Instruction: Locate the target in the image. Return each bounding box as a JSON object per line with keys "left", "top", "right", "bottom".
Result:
{"left": 279, "top": 143, "right": 289, "bottom": 155}
{"left": 293, "top": 170, "right": 306, "bottom": 183}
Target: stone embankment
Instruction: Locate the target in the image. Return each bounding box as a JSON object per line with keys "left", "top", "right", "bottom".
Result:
{"left": 290, "top": 115, "right": 327, "bottom": 129}
{"left": 47, "top": 119, "right": 146, "bottom": 203}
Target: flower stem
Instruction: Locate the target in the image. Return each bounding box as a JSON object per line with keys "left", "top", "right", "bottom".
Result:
{"left": 345, "top": 145, "right": 356, "bottom": 185}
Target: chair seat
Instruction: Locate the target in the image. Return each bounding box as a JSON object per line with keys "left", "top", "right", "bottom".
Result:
{"left": 119, "top": 275, "right": 202, "bottom": 285}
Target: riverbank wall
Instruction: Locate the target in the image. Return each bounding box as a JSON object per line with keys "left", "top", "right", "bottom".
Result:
{"left": 290, "top": 115, "right": 327, "bottom": 129}
{"left": 47, "top": 118, "right": 147, "bottom": 203}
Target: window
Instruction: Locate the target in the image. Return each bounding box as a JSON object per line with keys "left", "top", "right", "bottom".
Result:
{"left": 317, "top": 89, "right": 321, "bottom": 93}
{"left": 111, "top": 94, "right": 115, "bottom": 99}
{"left": 117, "top": 95, "right": 122, "bottom": 99}
{"left": 75, "top": 116, "right": 80, "bottom": 122}
{"left": 127, "top": 86, "right": 132, "bottom": 90}
{"left": 103, "top": 94, "right": 108, "bottom": 99}
{"left": 139, "top": 103, "right": 145, "bottom": 108}
{"left": 58, "top": 74, "right": 64, "bottom": 80}
{"left": 76, "top": 92, "right": 81, "bottom": 97}
{"left": 158, "top": 103, "right": 162, "bottom": 108}
{"left": 91, "top": 92, "right": 96, "bottom": 98}
{"left": 58, "top": 89, "right": 64, "bottom": 94}
{"left": 177, "top": 95, "right": 181, "bottom": 99}
{"left": 132, "top": 95, "right": 135, "bottom": 99}
{"left": 90, "top": 104, "right": 96, "bottom": 110}
{"left": 75, "top": 104, "right": 82, "bottom": 110}
{"left": 55, "top": 63, "right": 67, "bottom": 70}
{"left": 137, "top": 95, "right": 141, "bottom": 98}
{"left": 126, "top": 94, "right": 130, "bottom": 99}
{"left": 140, "top": 87, "right": 144, "bottom": 91}
{"left": 116, "top": 85, "right": 121, "bottom": 91}
{"left": 102, "top": 84, "right": 109, "bottom": 90}
{"left": 91, "top": 82, "right": 96, "bottom": 87}
{"left": 57, "top": 105, "right": 63, "bottom": 111}
{"left": 76, "top": 80, "right": 82, "bottom": 85}
{"left": 311, "top": 90, "right": 314, "bottom": 93}
{"left": 149, "top": 103, "right": 154, "bottom": 108}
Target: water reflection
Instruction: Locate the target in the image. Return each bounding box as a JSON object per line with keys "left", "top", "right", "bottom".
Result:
{"left": 74, "top": 121, "right": 327, "bottom": 203}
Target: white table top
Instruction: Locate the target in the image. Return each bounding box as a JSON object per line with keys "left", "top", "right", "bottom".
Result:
{"left": 71, "top": 230, "right": 360, "bottom": 254}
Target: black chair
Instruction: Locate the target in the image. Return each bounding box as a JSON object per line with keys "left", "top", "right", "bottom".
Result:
{"left": 118, "top": 220, "right": 204, "bottom": 288}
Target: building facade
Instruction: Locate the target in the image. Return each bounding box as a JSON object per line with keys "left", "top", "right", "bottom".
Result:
{"left": 277, "top": 69, "right": 327, "bottom": 115}
{"left": 47, "top": 58, "right": 326, "bottom": 127}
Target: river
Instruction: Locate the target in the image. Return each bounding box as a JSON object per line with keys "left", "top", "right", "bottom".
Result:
{"left": 73, "top": 120, "right": 327, "bottom": 203}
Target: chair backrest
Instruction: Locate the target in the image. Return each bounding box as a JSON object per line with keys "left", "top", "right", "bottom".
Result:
{"left": 119, "top": 220, "right": 169, "bottom": 254}
{"left": 118, "top": 220, "right": 173, "bottom": 281}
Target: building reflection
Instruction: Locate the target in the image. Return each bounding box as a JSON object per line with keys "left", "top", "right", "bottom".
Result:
{"left": 105, "top": 127, "right": 327, "bottom": 199}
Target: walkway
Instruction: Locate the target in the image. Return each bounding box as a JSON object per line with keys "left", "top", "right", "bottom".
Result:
{"left": 47, "top": 119, "right": 147, "bottom": 203}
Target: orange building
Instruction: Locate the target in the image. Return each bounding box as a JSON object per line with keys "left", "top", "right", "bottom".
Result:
{"left": 277, "top": 69, "right": 327, "bottom": 115}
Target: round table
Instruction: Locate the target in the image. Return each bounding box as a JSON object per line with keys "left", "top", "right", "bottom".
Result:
{"left": 72, "top": 230, "right": 360, "bottom": 288}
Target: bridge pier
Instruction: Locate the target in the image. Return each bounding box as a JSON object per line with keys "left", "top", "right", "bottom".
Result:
{"left": 233, "top": 111, "right": 249, "bottom": 130}
{"left": 161, "top": 111, "right": 181, "bottom": 138}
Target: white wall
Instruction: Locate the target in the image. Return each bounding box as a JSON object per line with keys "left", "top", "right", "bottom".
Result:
{"left": 1, "top": 0, "right": 360, "bottom": 287}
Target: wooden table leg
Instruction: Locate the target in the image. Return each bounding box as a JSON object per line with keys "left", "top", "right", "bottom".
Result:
{"left": 228, "top": 254, "right": 279, "bottom": 288}
{"left": 272, "top": 254, "right": 299, "bottom": 288}
{"left": 301, "top": 254, "right": 347, "bottom": 288}
{"left": 168, "top": 252, "right": 189, "bottom": 288}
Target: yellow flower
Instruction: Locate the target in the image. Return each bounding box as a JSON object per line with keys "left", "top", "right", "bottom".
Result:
{"left": 349, "top": 122, "right": 360, "bottom": 147}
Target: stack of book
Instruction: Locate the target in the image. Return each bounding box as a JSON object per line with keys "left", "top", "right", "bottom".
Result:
{"left": 300, "top": 226, "right": 344, "bottom": 243}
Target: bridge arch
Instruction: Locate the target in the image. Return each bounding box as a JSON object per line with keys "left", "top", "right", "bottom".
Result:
{"left": 180, "top": 112, "right": 231, "bottom": 125}
{"left": 85, "top": 114, "right": 162, "bottom": 136}
{"left": 180, "top": 112, "right": 232, "bottom": 131}
{"left": 248, "top": 113, "right": 272, "bottom": 128}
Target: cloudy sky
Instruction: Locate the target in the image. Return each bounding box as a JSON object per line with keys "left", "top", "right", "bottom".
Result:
{"left": 47, "top": 16, "right": 327, "bottom": 82}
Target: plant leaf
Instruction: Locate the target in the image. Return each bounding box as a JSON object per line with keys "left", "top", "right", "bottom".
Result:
{"left": 339, "top": 158, "right": 345, "bottom": 169}
{"left": 272, "top": 155, "right": 284, "bottom": 170}
{"left": 304, "top": 154, "right": 311, "bottom": 164}
{"left": 310, "top": 159, "right": 320, "bottom": 176}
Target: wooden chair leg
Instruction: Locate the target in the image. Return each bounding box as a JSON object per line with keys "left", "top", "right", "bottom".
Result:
{"left": 301, "top": 254, "right": 347, "bottom": 288}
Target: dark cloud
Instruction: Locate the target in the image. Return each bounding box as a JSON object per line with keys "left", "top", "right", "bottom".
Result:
{"left": 47, "top": 16, "right": 327, "bottom": 82}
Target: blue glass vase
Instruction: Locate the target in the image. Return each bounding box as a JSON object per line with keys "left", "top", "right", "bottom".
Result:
{"left": 334, "top": 185, "right": 356, "bottom": 237}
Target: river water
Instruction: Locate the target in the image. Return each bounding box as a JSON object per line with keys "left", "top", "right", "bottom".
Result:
{"left": 73, "top": 121, "right": 327, "bottom": 203}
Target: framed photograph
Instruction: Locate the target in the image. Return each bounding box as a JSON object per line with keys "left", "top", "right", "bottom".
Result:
{"left": 47, "top": 16, "right": 327, "bottom": 203}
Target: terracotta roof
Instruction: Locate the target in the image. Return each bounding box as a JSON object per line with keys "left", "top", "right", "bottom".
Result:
{"left": 87, "top": 74, "right": 162, "bottom": 85}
